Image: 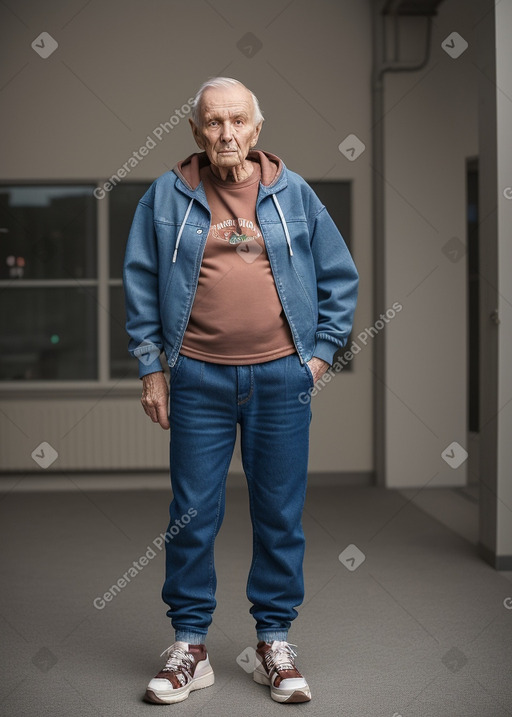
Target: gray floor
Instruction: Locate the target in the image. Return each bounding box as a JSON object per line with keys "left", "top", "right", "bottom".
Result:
{"left": 1, "top": 481, "right": 512, "bottom": 717}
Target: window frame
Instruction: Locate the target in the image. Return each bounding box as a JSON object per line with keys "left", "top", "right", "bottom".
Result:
{"left": 0, "top": 180, "right": 141, "bottom": 395}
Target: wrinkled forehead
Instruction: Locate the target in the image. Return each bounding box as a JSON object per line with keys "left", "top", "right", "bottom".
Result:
{"left": 199, "top": 86, "right": 254, "bottom": 122}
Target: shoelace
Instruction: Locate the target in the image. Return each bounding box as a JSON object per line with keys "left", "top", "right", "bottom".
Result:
{"left": 264, "top": 641, "right": 299, "bottom": 672}
{"left": 160, "top": 644, "right": 194, "bottom": 675}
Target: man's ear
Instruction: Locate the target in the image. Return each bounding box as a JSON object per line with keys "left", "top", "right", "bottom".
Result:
{"left": 250, "top": 122, "right": 263, "bottom": 148}
{"left": 189, "top": 118, "right": 204, "bottom": 149}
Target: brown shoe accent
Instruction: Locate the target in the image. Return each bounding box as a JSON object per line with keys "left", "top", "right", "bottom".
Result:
{"left": 152, "top": 644, "right": 206, "bottom": 686}
{"left": 256, "top": 641, "right": 305, "bottom": 686}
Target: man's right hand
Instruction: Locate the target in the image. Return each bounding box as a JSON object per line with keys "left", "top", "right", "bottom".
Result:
{"left": 141, "top": 371, "right": 170, "bottom": 430}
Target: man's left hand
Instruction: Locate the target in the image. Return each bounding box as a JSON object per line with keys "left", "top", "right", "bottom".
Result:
{"left": 306, "top": 357, "right": 330, "bottom": 383}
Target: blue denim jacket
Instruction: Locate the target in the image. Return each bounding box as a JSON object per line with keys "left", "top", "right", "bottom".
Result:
{"left": 123, "top": 152, "right": 359, "bottom": 378}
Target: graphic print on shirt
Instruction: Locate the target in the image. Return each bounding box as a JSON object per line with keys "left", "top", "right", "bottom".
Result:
{"left": 210, "top": 217, "right": 263, "bottom": 263}
{"left": 210, "top": 217, "right": 259, "bottom": 244}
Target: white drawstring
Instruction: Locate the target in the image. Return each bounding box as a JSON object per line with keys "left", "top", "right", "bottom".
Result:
{"left": 172, "top": 198, "right": 194, "bottom": 263}
{"left": 174, "top": 195, "right": 292, "bottom": 261}
{"left": 272, "top": 194, "right": 293, "bottom": 256}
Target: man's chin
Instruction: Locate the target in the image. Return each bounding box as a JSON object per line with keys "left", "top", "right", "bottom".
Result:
{"left": 213, "top": 155, "right": 240, "bottom": 166}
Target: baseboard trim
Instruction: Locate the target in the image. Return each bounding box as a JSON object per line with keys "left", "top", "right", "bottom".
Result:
{"left": 478, "top": 542, "right": 512, "bottom": 571}
{"left": 0, "top": 470, "right": 374, "bottom": 492}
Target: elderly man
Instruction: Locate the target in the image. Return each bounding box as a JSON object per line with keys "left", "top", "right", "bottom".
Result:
{"left": 123, "top": 77, "right": 358, "bottom": 705}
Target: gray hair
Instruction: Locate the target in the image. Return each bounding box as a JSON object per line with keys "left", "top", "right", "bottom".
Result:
{"left": 190, "top": 77, "right": 264, "bottom": 127}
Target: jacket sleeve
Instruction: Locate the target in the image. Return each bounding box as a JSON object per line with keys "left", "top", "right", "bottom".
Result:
{"left": 310, "top": 206, "right": 359, "bottom": 365}
{"left": 123, "top": 193, "right": 164, "bottom": 378}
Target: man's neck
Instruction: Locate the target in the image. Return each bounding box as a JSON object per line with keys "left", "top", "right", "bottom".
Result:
{"left": 210, "top": 160, "right": 254, "bottom": 183}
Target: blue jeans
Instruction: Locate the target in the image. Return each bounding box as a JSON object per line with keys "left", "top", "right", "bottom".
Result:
{"left": 162, "top": 352, "right": 314, "bottom": 644}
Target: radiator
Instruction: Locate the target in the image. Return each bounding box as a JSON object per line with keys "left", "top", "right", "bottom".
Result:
{"left": 0, "top": 397, "right": 170, "bottom": 472}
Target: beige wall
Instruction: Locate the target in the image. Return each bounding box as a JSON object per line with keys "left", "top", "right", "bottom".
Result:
{"left": 0, "top": 0, "right": 373, "bottom": 475}
{"left": 383, "top": 0, "right": 484, "bottom": 487}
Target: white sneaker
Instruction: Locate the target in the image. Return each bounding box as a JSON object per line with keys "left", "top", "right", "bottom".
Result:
{"left": 253, "top": 640, "right": 311, "bottom": 703}
{"left": 145, "top": 641, "right": 214, "bottom": 704}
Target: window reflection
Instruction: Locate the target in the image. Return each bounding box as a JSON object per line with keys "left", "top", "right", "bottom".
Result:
{"left": 0, "top": 186, "right": 96, "bottom": 280}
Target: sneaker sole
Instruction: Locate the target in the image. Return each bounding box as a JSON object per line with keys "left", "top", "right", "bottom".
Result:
{"left": 145, "top": 670, "right": 215, "bottom": 704}
{"left": 253, "top": 668, "right": 311, "bottom": 703}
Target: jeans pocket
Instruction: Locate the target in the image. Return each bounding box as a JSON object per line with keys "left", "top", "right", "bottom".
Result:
{"left": 170, "top": 354, "right": 186, "bottom": 386}
{"left": 303, "top": 360, "right": 315, "bottom": 388}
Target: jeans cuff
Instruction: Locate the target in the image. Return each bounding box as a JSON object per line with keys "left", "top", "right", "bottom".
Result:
{"left": 257, "top": 631, "right": 289, "bottom": 643}
{"left": 175, "top": 631, "right": 207, "bottom": 645}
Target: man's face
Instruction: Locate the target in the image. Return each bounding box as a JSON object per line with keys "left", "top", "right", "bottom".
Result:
{"left": 190, "top": 85, "right": 262, "bottom": 173}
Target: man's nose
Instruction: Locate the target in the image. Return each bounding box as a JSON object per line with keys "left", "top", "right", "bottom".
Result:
{"left": 220, "top": 122, "right": 233, "bottom": 142}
